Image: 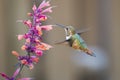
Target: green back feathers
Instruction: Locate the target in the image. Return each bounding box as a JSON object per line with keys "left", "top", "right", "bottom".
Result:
{"left": 71, "top": 34, "right": 87, "bottom": 48}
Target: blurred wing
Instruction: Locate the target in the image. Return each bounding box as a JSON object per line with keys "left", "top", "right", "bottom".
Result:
{"left": 76, "top": 28, "right": 90, "bottom": 35}
{"left": 55, "top": 40, "right": 69, "bottom": 45}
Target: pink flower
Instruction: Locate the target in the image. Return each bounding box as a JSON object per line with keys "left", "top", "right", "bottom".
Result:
{"left": 32, "top": 4, "right": 37, "bottom": 11}
{"left": 27, "top": 13, "right": 33, "bottom": 16}
{"left": 41, "top": 25, "right": 53, "bottom": 31}
{"left": 21, "top": 60, "right": 28, "bottom": 65}
{"left": 23, "top": 33, "right": 29, "bottom": 39}
{"left": 36, "top": 15, "right": 47, "bottom": 22}
{"left": 41, "top": 42, "right": 53, "bottom": 50}
{"left": 18, "top": 35, "right": 24, "bottom": 40}
{"left": 0, "top": 0, "right": 55, "bottom": 80}
{"left": 31, "top": 56, "right": 39, "bottom": 63}
{"left": 40, "top": 15, "right": 47, "bottom": 21}
{"left": 29, "top": 64, "right": 34, "bottom": 70}
{"left": 21, "top": 45, "right": 27, "bottom": 51}
{"left": 41, "top": 7, "right": 53, "bottom": 13}
{"left": 0, "top": 73, "right": 10, "bottom": 80}
{"left": 36, "top": 25, "right": 41, "bottom": 30}
{"left": 12, "top": 51, "right": 20, "bottom": 57}
{"left": 35, "top": 50, "right": 43, "bottom": 56}
{"left": 18, "top": 78, "right": 33, "bottom": 80}
{"left": 36, "top": 42, "right": 52, "bottom": 50}
{"left": 36, "top": 25, "right": 43, "bottom": 36}
{"left": 23, "top": 20, "right": 32, "bottom": 28}
{"left": 26, "top": 38, "right": 30, "bottom": 43}
{"left": 38, "top": 0, "right": 50, "bottom": 9}
{"left": 35, "top": 38, "right": 41, "bottom": 43}
{"left": 12, "top": 68, "right": 20, "bottom": 78}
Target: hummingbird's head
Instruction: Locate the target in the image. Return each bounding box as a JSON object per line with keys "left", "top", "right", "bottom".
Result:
{"left": 56, "top": 24, "right": 76, "bottom": 40}
{"left": 65, "top": 26, "right": 75, "bottom": 35}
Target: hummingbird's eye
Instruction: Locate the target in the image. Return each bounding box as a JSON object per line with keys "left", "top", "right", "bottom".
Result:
{"left": 66, "top": 28, "right": 68, "bottom": 30}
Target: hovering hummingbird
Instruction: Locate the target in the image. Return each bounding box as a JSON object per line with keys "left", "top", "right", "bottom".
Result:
{"left": 55, "top": 24, "right": 96, "bottom": 57}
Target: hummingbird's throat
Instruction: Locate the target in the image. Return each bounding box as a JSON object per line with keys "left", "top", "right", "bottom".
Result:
{"left": 64, "top": 28, "right": 72, "bottom": 40}
{"left": 66, "top": 35, "right": 72, "bottom": 40}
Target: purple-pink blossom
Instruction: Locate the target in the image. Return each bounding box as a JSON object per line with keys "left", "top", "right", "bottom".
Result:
{"left": 0, "top": 0, "right": 54, "bottom": 80}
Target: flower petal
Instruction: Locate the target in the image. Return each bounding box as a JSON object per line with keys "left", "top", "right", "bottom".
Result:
{"left": 12, "top": 51, "right": 19, "bottom": 57}
{"left": 26, "top": 38, "right": 30, "bottom": 43}
{"left": 36, "top": 25, "right": 43, "bottom": 35}
{"left": 36, "top": 15, "right": 47, "bottom": 22}
{"left": 35, "top": 50, "right": 43, "bottom": 56}
{"left": 21, "top": 60, "right": 28, "bottom": 65}
{"left": 23, "top": 20, "right": 32, "bottom": 28}
{"left": 0, "top": 73, "right": 10, "bottom": 79}
{"left": 36, "top": 42, "right": 52, "bottom": 50}
{"left": 12, "top": 68, "right": 20, "bottom": 78}
{"left": 29, "top": 64, "right": 34, "bottom": 70}
{"left": 41, "top": 7, "right": 53, "bottom": 13}
{"left": 41, "top": 25, "right": 53, "bottom": 31}
{"left": 41, "top": 42, "right": 53, "bottom": 49}
{"left": 18, "top": 35, "right": 24, "bottom": 40}
{"left": 21, "top": 45, "right": 27, "bottom": 51}
{"left": 39, "top": 15, "right": 47, "bottom": 21}
{"left": 32, "top": 57, "right": 39, "bottom": 63}
{"left": 36, "top": 44, "right": 46, "bottom": 50}
{"left": 38, "top": 0, "right": 50, "bottom": 9}
{"left": 32, "top": 4, "right": 37, "bottom": 11}
{"left": 18, "top": 78, "right": 33, "bottom": 80}
{"left": 27, "top": 13, "right": 33, "bottom": 16}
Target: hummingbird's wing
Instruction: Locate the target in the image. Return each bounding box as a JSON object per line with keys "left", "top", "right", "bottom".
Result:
{"left": 55, "top": 40, "right": 69, "bottom": 45}
{"left": 76, "top": 28, "right": 90, "bottom": 35}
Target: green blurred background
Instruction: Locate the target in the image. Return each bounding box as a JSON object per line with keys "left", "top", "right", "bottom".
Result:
{"left": 0, "top": 0, "right": 120, "bottom": 80}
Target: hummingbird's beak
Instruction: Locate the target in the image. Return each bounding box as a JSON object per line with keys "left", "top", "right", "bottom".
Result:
{"left": 55, "top": 24, "right": 66, "bottom": 28}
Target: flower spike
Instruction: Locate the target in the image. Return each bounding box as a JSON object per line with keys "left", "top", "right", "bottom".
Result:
{"left": 0, "top": 0, "right": 55, "bottom": 80}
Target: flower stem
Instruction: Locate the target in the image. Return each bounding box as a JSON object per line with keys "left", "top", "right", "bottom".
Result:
{"left": 14, "top": 64, "right": 24, "bottom": 80}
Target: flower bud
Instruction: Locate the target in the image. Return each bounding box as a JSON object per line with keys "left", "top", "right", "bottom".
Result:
{"left": 21, "top": 45, "right": 27, "bottom": 51}
{"left": 35, "top": 50, "right": 43, "bottom": 56}
{"left": 18, "top": 35, "right": 24, "bottom": 40}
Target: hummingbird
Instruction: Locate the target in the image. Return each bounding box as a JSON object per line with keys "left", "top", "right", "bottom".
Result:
{"left": 55, "top": 24, "right": 96, "bottom": 57}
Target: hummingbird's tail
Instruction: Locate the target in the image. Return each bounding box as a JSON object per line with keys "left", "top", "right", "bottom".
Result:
{"left": 85, "top": 49, "right": 96, "bottom": 57}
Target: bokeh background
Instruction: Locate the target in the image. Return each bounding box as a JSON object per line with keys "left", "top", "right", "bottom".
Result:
{"left": 0, "top": 0, "right": 120, "bottom": 80}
